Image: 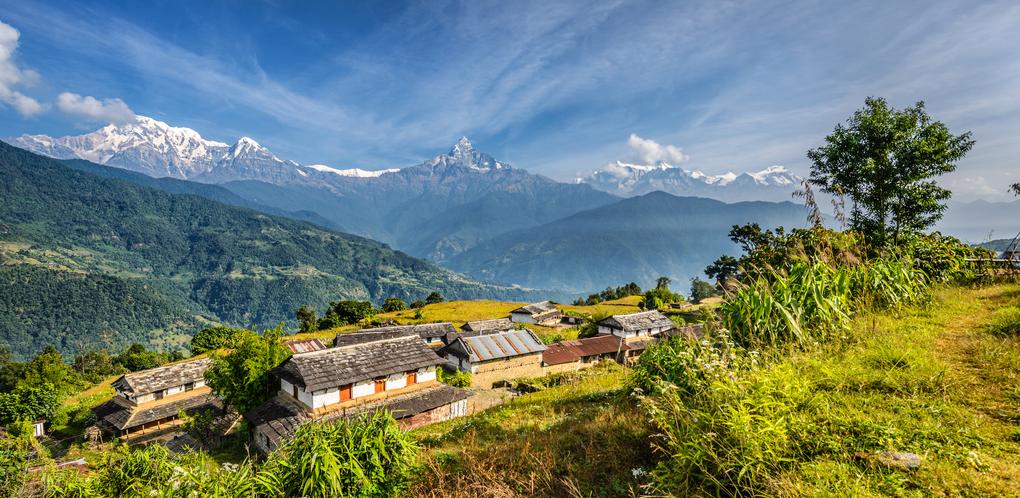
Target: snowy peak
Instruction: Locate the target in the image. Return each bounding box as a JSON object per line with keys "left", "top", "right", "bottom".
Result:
{"left": 418, "top": 137, "right": 509, "bottom": 173}
{"left": 579, "top": 162, "right": 803, "bottom": 202}
{"left": 305, "top": 164, "right": 400, "bottom": 178}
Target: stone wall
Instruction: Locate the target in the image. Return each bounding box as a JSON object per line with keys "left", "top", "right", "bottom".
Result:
{"left": 470, "top": 353, "right": 544, "bottom": 388}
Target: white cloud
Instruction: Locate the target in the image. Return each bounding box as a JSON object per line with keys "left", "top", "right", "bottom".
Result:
{"left": 0, "top": 20, "right": 43, "bottom": 117}
{"left": 627, "top": 134, "right": 689, "bottom": 164}
{"left": 57, "top": 92, "right": 136, "bottom": 124}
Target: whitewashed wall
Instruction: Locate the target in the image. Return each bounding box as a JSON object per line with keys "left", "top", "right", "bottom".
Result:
{"left": 312, "top": 387, "right": 340, "bottom": 409}
{"left": 353, "top": 380, "right": 375, "bottom": 398}
{"left": 418, "top": 366, "right": 437, "bottom": 382}
{"left": 386, "top": 373, "right": 407, "bottom": 391}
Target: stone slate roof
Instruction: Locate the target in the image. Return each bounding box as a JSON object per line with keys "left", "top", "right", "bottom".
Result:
{"left": 111, "top": 358, "right": 212, "bottom": 397}
{"left": 598, "top": 310, "right": 675, "bottom": 332}
{"left": 511, "top": 301, "right": 558, "bottom": 316}
{"left": 246, "top": 384, "right": 471, "bottom": 449}
{"left": 461, "top": 318, "right": 514, "bottom": 332}
{"left": 542, "top": 335, "right": 630, "bottom": 366}
{"left": 458, "top": 329, "right": 547, "bottom": 362}
{"left": 92, "top": 392, "right": 222, "bottom": 431}
{"left": 275, "top": 336, "right": 444, "bottom": 392}
{"left": 333, "top": 323, "right": 456, "bottom": 347}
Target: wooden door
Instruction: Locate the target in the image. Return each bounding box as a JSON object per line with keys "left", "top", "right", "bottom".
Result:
{"left": 340, "top": 384, "right": 352, "bottom": 402}
{"left": 374, "top": 378, "right": 385, "bottom": 393}
{"left": 407, "top": 370, "right": 417, "bottom": 385}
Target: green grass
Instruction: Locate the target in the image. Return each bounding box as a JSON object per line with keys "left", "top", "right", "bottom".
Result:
{"left": 406, "top": 284, "right": 1020, "bottom": 497}
{"left": 410, "top": 363, "right": 654, "bottom": 497}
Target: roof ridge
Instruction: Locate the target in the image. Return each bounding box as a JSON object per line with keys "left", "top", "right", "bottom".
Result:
{"left": 298, "top": 334, "right": 417, "bottom": 356}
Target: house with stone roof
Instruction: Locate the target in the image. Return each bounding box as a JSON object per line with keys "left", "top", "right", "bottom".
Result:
{"left": 460, "top": 317, "right": 514, "bottom": 333}
{"left": 246, "top": 334, "right": 471, "bottom": 454}
{"left": 92, "top": 357, "right": 222, "bottom": 443}
{"left": 510, "top": 301, "right": 562, "bottom": 325}
{"left": 440, "top": 328, "right": 547, "bottom": 388}
{"left": 334, "top": 322, "right": 457, "bottom": 348}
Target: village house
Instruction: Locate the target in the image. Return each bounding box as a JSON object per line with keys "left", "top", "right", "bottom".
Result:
{"left": 541, "top": 334, "right": 631, "bottom": 374}
{"left": 92, "top": 358, "right": 222, "bottom": 443}
{"left": 440, "top": 328, "right": 547, "bottom": 388}
{"left": 246, "top": 333, "right": 471, "bottom": 454}
{"left": 597, "top": 310, "right": 675, "bottom": 340}
{"left": 460, "top": 317, "right": 514, "bottom": 333}
{"left": 510, "top": 301, "right": 562, "bottom": 325}
{"left": 335, "top": 322, "right": 457, "bottom": 348}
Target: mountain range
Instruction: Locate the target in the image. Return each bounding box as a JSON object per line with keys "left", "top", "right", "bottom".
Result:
{"left": 0, "top": 142, "right": 542, "bottom": 359}
{"left": 577, "top": 161, "right": 803, "bottom": 202}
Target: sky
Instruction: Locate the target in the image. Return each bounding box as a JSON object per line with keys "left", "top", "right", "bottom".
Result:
{"left": 0, "top": 0, "right": 1018, "bottom": 200}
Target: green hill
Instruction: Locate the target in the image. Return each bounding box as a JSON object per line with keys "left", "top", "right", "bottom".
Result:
{"left": 447, "top": 191, "right": 813, "bottom": 293}
{"left": 0, "top": 142, "right": 541, "bottom": 359}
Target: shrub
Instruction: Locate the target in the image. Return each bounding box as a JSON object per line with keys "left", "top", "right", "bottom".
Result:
{"left": 190, "top": 326, "right": 245, "bottom": 354}
{"left": 382, "top": 297, "right": 407, "bottom": 312}
{"left": 986, "top": 306, "right": 1020, "bottom": 337}
{"left": 259, "top": 411, "right": 418, "bottom": 498}
{"left": 438, "top": 368, "right": 471, "bottom": 388}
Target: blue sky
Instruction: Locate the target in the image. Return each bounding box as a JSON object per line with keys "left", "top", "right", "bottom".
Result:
{"left": 0, "top": 0, "right": 1018, "bottom": 200}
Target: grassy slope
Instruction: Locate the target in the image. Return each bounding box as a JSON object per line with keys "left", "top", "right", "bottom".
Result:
{"left": 406, "top": 284, "right": 1020, "bottom": 497}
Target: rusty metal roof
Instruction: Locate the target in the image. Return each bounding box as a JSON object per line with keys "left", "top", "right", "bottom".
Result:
{"left": 285, "top": 338, "right": 327, "bottom": 353}
{"left": 542, "top": 335, "right": 630, "bottom": 365}
{"left": 462, "top": 328, "right": 547, "bottom": 362}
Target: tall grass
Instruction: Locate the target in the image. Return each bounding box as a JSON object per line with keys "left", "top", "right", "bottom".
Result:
{"left": 720, "top": 259, "right": 927, "bottom": 349}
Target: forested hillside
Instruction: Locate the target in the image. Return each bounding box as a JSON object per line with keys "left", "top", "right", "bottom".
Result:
{"left": 0, "top": 143, "right": 541, "bottom": 359}
{"left": 448, "top": 192, "right": 812, "bottom": 292}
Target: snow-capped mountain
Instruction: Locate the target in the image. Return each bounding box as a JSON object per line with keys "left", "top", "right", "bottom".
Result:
{"left": 305, "top": 164, "right": 401, "bottom": 178}
{"left": 578, "top": 161, "right": 802, "bottom": 202}
{"left": 2, "top": 116, "right": 395, "bottom": 185}
{"left": 417, "top": 137, "right": 510, "bottom": 173}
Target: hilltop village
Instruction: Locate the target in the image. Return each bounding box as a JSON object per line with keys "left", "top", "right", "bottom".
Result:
{"left": 82, "top": 299, "right": 704, "bottom": 453}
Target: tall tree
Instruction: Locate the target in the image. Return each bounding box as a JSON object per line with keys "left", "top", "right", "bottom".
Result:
{"left": 205, "top": 325, "right": 291, "bottom": 414}
{"left": 1011, "top": 182, "right": 1019, "bottom": 197}
{"left": 807, "top": 97, "right": 974, "bottom": 246}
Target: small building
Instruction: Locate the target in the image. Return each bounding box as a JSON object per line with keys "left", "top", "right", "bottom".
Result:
{"left": 440, "top": 328, "right": 547, "bottom": 388}
{"left": 246, "top": 334, "right": 471, "bottom": 454}
{"left": 92, "top": 358, "right": 222, "bottom": 443}
{"left": 460, "top": 318, "right": 514, "bottom": 333}
{"left": 335, "top": 323, "right": 456, "bottom": 348}
{"left": 541, "top": 335, "right": 631, "bottom": 375}
{"left": 597, "top": 310, "right": 675, "bottom": 341}
{"left": 510, "top": 301, "right": 562, "bottom": 325}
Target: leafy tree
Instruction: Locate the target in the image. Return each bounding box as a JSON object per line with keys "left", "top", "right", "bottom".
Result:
{"left": 705, "top": 255, "right": 740, "bottom": 287}
{"left": 425, "top": 292, "right": 445, "bottom": 305}
{"left": 689, "top": 278, "right": 718, "bottom": 304}
{"left": 191, "top": 326, "right": 244, "bottom": 354}
{"left": 72, "top": 350, "right": 123, "bottom": 383}
{"left": 115, "top": 343, "right": 166, "bottom": 372}
{"left": 295, "top": 305, "right": 318, "bottom": 333}
{"left": 577, "top": 311, "right": 611, "bottom": 339}
{"left": 382, "top": 297, "right": 407, "bottom": 312}
{"left": 204, "top": 325, "right": 291, "bottom": 414}
{"left": 577, "top": 282, "right": 643, "bottom": 305}
{"left": 655, "top": 276, "right": 671, "bottom": 290}
{"left": 409, "top": 300, "right": 426, "bottom": 309}
{"left": 1011, "top": 182, "right": 1020, "bottom": 197}
{"left": 640, "top": 286, "right": 683, "bottom": 311}
{"left": 317, "top": 301, "right": 377, "bottom": 330}
{"left": 807, "top": 97, "right": 974, "bottom": 246}
{"left": 0, "top": 438, "right": 29, "bottom": 497}
{"left": 21, "top": 346, "right": 75, "bottom": 390}
{"left": 0, "top": 383, "right": 60, "bottom": 424}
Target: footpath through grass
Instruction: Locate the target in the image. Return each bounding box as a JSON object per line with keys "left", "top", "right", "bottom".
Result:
{"left": 408, "top": 284, "right": 1020, "bottom": 497}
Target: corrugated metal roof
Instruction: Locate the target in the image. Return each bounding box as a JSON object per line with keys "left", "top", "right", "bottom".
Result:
{"left": 286, "top": 339, "right": 327, "bottom": 353}
{"left": 463, "top": 328, "right": 547, "bottom": 362}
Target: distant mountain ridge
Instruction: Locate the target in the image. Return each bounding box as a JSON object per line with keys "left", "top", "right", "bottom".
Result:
{"left": 447, "top": 191, "right": 813, "bottom": 293}
{"left": 578, "top": 161, "right": 803, "bottom": 202}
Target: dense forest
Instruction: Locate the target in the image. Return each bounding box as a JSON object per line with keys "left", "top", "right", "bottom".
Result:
{"left": 0, "top": 143, "right": 542, "bottom": 359}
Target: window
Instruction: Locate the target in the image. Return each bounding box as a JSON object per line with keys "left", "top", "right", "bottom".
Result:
{"left": 184, "top": 382, "right": 194, "bottom": 391}
{"left": 292, "top": 384, "right": 298, "bottom": 399}
{"left": 153, "top": 390, "right": 164, "bottom": 401}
